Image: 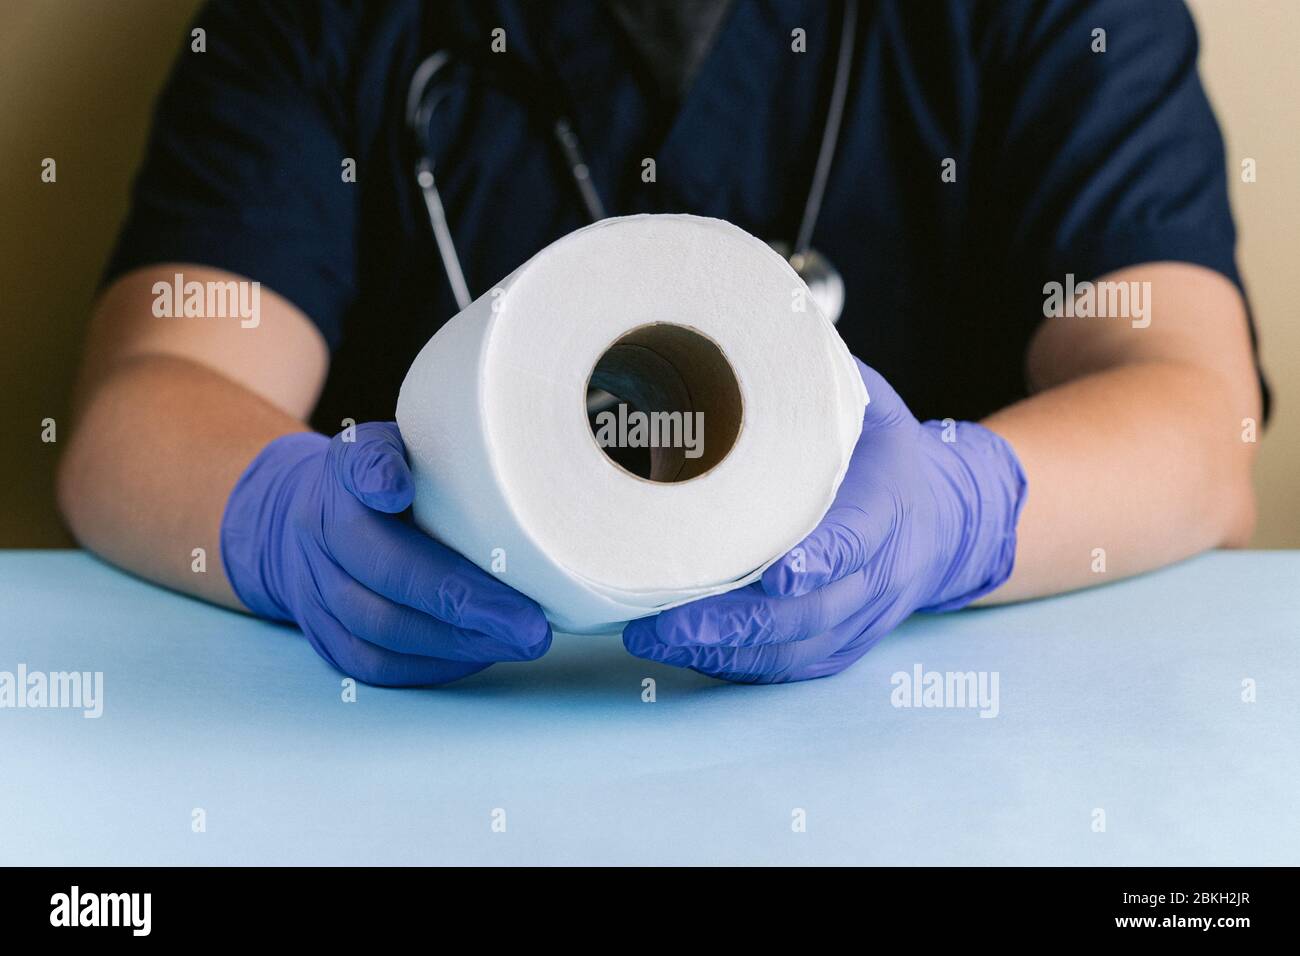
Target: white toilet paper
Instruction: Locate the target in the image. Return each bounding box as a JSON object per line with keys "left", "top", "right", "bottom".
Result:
{"left": 396, "top": 214, "right": 867, "bottom": 634}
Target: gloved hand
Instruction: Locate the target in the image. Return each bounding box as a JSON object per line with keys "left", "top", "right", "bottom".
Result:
{"left": 221, "top": 421, "right": 551, "bottom": 686}
{"left": 622, "top": 359, "right": 1027, "bottom": 683}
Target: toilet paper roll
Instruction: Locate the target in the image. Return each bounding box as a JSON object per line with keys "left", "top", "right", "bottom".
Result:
{"left": 396, "top": 214, "right": 868, "bottom": 634}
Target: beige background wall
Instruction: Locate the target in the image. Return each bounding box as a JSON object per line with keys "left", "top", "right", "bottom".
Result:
{"left": 1186, "top": 0, "right": 1300, "bottom": 546}
{"left": 2, "top": 0, "right": 204, "bottom": 546}
{"left": 2, "top": 0, "right": 1296, "bottom": 546}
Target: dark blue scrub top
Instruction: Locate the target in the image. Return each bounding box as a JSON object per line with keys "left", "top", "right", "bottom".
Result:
{"left": 105, "top": 0, "right": 1264, "bottom": 430}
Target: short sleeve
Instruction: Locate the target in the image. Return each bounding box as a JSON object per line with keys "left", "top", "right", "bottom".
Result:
{"left": 103, "top": 0, "right": 360, "bottom": 349}
{"left": 973, "top": 0, "right": 1267, "bottom": 417}
{"left": 980, "top": 0, "right": 1241, "bottom": 297}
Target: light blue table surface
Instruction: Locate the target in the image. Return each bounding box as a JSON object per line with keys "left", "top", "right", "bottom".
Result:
{"left": 1, "top": 550, "right": 1296, "bottom": 866}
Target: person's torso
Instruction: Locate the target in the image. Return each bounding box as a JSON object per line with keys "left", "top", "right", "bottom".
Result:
{"left": 314, "top": 0, "right": 1026, "bottom": 431}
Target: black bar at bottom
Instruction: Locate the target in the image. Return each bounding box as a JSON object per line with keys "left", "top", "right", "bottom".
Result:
{"left": 0, "top": 865, "right": 1284, "bottom": 941}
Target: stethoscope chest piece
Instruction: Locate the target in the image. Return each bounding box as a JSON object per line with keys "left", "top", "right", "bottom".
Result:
{"left": 768, "top": 242, "right": 845, "bottom": 326}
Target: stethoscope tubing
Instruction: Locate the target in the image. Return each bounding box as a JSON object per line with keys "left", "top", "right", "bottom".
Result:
{"left": 407, "top": 0, "right": 858, "bottom": 320}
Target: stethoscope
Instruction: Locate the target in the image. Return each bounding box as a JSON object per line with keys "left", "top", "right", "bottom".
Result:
{"left": 406, "top": 0, "right": 857, "bottom": 325}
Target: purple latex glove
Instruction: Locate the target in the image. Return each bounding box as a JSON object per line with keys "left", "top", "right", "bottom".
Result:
{"left": 622, "top": 359, "right": 1027, "bottom": 683}
{"left": 221, "top": 422, "right": 551, "bottom": 686}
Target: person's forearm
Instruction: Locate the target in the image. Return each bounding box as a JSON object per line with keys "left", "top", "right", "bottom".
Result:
{"left": 57, "top": 353, "right": 307, "bottom": 608}
{"left": 979, "top": 360, "right": 1257, "bottom": 603}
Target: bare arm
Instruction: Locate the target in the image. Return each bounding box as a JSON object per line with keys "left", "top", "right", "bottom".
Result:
{"left": 57, "top": 265, "right": 329, "bottom": 608}
{"left": 980, "top": 262, "right": 1261, "bottom": 603}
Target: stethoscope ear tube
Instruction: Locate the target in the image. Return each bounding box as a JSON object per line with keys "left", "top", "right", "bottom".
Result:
{"left": 773, "top": 0, "right": 857, "bottom": 325}
{"left": 406, "top": 50, "right": 454, "bottom": 150}
{"left": 793, "top": 0, "right": 857, "bottom": 262}
{"left": 552, "top": 119, "right": 607, "bottom": 223}
{"left": 408, "top": 51, "right": 473, "bottom": 311}
{"left": 415, "top": 158, "right": 472, "bottom": 311}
